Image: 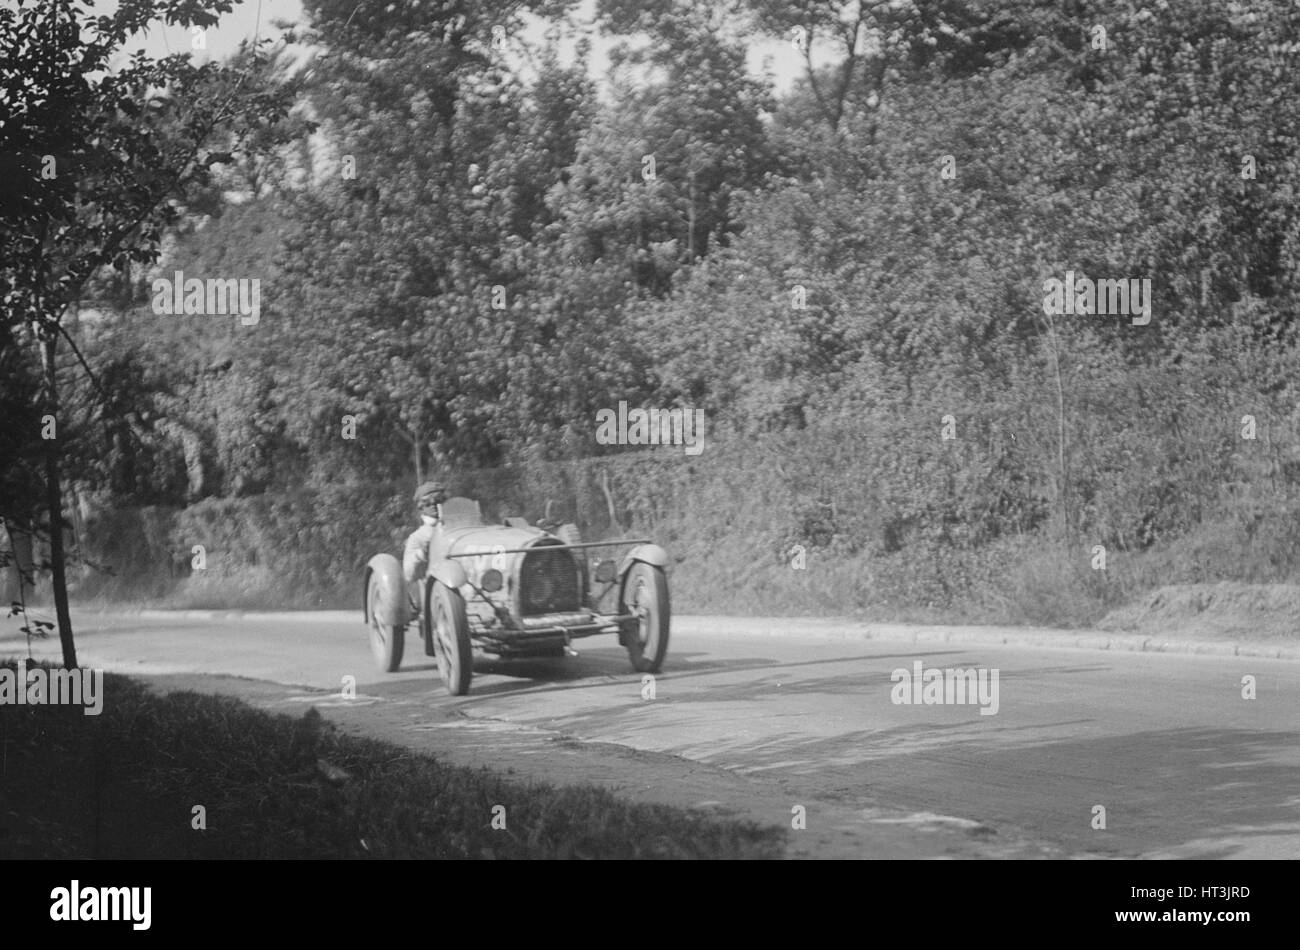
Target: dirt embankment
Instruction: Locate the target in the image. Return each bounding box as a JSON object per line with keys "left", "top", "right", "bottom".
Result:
{"left": 1098, "top": 582, "right": 1300, "bottom": 643}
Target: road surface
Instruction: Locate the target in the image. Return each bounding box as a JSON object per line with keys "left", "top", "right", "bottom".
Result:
{"left": 4, "top": 610, "right": 1298, "bottom": 859}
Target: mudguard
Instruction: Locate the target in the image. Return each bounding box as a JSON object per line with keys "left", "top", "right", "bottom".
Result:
{"left": 617, "top": 544, "right": 670, "bottom": 649}
{"left": 427, "top": 558, "right": 467, "bottom": 591}
{"left": 618, "top": 543, "right": 669, "bottom": 579}
{"left": 365, "top": 553, "right": 416, "bottom": 627}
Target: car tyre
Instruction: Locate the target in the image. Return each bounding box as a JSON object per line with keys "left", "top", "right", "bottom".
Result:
{"left": 367, "top": 570, "right": 405, "bottom": 673}
{"left": 430, "top": 581, "right": 473, "bottom": 696}
{"left": 621, "top": 562, "right": 670, "bottom": 673}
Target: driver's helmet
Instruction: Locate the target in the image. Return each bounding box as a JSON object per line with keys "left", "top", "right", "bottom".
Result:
{"left": 413, "top": 480, "right": 448, "bottom": 516}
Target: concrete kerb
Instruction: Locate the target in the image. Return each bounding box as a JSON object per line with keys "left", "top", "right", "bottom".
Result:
{"left": 671, "top": 616, "right": 1300, "bottom": 661}
{"left": 87, "top": 609, "right": 1300, "bottom": 661}
{"left": 128, "top": 609, "right": 349, "bottom": 624}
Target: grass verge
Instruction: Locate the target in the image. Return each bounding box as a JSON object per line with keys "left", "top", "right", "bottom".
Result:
{"left": 0, "top": 663, "right": 785, "bottom": 859}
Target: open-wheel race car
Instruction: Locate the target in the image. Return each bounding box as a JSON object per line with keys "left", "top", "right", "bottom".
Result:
{"left": 363, "top": 497, "right": 670, "bottom": 695}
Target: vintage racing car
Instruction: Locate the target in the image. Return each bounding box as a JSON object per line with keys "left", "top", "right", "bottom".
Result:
{"left": 363, "top": 497, "right": 670, "bottom": 695}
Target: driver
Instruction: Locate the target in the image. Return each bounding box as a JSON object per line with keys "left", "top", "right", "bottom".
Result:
{"left": 404, "top": 480, "right": 448, "bottom": 610}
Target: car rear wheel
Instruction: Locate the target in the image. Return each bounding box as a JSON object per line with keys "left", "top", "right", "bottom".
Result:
{"left": 622, "top": 562, "right": 669, "bottom": 673}
{"left": 367, "top": 570, "right": 405, "bottom": 673}
{"left": 430, "top": 581, "right": 473, "bottom": 696}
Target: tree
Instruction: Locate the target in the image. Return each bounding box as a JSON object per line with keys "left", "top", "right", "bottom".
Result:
{"left": 574, "top": 1, "right": 777, "bottom": 284}
{"left": 267, "top": 2, "right": 596, "bottom": 474}
{"left": 0, "top": 0, "right": 299, "bottom": 667}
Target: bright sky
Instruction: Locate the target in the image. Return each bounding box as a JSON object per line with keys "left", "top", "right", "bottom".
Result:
{"left": 107, "top": 0, "right": 819, "bottom": 93}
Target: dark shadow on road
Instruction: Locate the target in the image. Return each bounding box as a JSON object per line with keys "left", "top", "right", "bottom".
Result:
{"left": 427, "top": 647, "right": 971, "bottom": 701}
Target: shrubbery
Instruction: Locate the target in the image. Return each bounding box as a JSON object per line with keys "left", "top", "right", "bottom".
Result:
{"left": 16, "top": 1, "right": 1300, "bottom": 626}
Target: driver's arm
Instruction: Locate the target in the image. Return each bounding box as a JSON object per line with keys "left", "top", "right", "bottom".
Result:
{"left": 403, "top": 522, "right": 437, "bottom": 583}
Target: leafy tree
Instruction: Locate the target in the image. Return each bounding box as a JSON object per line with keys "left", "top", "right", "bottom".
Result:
{"left": 570, "top": 1, "right": 777, "bottom": 286}
{"left": 0, "top": 0, "right": 299, "bottom": 666}
{"left": 265, "top": 2, "right": 601, "bottom": 476}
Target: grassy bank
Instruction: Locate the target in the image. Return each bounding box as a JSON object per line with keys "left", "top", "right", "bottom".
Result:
{"left": 37, "top": 383, "right": 1300, "bottom": 629}
{"left": 0, "top": 665, "right": 784, "bottom": 859}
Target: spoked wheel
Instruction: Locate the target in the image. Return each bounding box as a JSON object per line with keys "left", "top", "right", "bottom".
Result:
{"left": 430, "top": 581, "right": 473, "bottom": 696}
{"left": 621, "top": 562, "right": 670, "bottom": 673}
{"left": 367, "top": 570, "right": 405, "bottom": 673}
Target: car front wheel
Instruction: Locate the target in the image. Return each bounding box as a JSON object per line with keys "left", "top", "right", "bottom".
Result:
{"left": 430, "top": 581, "right": 473, "bottom": 696}
{"left": 367, "top": 570, "right": 405, "bottom": 673}
{"left": 621, "top": 562, "right": 669, "bottom": 673}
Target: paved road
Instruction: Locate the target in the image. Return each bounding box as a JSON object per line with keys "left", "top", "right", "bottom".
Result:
{"left": 4, "top": 610, "right": 1298, "bottom": 858}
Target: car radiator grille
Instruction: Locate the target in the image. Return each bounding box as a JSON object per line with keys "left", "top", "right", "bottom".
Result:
{"left": 520, "top": 545, "right": 581, "bottom": 615}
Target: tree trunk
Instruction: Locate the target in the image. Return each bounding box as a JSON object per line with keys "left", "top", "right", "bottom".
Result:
{"left": 600, "top": 468, "right": 622, "bottom": 533}
{"left": 688, "top": 162, "right": 696, "bottom": 261}
{"left": 2, "top": 519, "right": 35, "bottom": 606}
{"left": 1043, "top": 314, "right": 1072, "bottom": 542}
{"left": 40, "top": 333, "right": 78, "bottom": 669}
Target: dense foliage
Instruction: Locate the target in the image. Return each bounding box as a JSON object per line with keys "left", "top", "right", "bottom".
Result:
{"left": 7, "top": 0, "right": 1300, "bottom": 622}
